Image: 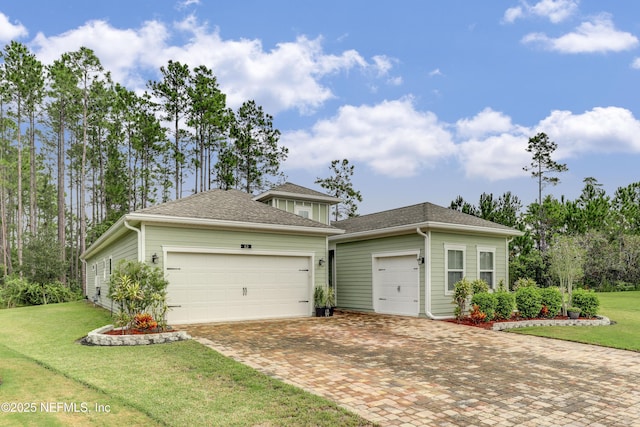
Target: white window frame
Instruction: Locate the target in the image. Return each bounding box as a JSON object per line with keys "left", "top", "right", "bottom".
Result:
{"left": 444, "top": 244, "right": 466, "bottom": 295}
{"left": 477, "top": 246, "right": 496, "bottom": 289}
{"left": 295, "top": 205, "right": 312, "bottom": 219}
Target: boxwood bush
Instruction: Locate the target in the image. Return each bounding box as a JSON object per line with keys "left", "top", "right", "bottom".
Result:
{"left": 515, "top": 286, "right": 542, "bottom": 318}
{"left": 539, "top": 287, "right": 562, "bottom": 318}
{"left": 470, "top": 292, "right": 497, "bottom": 321}
{"left": 571, "top": 289, "right": 600, "bottom": 317}
{"left": 494, "top": 290, "right": 516, "bottom": 320}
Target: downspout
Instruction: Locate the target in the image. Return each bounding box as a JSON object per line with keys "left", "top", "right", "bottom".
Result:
{"left": 417, "top": 227, "right": 453, "bottom": 320}
{"left": 124, "top": 219, "right": 143, "bottom": 262}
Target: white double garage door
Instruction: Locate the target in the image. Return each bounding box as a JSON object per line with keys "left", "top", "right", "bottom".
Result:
{"left": 165, "top": 251, "right": 313, "bottom": 324}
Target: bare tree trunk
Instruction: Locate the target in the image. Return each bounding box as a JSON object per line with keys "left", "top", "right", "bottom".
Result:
{"left": 29, "top": 110, "right": 36, "bottom": 237}
{"left": 68, "top": 147, "right": 76, "bottom": 285}
{"left": 16, "top": 101, "right": 23, "bottom": 274}
{"left": 57, "top": 112, "right": 66, "bottom": 283}
{"left": 80, "top": 93, "right": 87, "bottom": 294}
{"left": 0, "top": 177, "right": 9, "bottom": 276}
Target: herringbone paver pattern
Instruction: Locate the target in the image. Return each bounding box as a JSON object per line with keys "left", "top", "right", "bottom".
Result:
{"left": 185, "top": 312, "right": 640, "bottom": 426}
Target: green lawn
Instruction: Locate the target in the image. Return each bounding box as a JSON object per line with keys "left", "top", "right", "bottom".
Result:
{"left": 0, "top": 302, "right": 373, "bottom": 426}
{"left": 510, "top": 291, "right": 640, "bottom": 351}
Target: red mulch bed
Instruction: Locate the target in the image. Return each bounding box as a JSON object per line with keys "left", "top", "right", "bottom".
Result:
{"left": 445, "top": 315, "right": 575, "bottom": 330}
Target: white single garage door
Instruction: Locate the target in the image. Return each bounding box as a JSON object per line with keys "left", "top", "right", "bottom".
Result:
{"left": 373, "top": 254, "right": 420, "bottom": 316}
{"left": 165, "top": 252, "right": 312, "bottom": 324}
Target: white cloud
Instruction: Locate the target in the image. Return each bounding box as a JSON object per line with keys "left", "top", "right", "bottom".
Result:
{"left": 31, "top": 19, "right": 169, "bottom": 89}
{"left": 503, "top": 6, "right": 525, "bottom": 24}
{"left": 456, "top": 107, "right": 521, "bottom": 139}
{"left": 282, "top": 97, "right": 456, "bottom": 178}
{"left": 458, "top": 133, "right": 531, "bottom": 181}
{"left": 285, "top": 102, "right": 640, "bottom": 181}
{"left": 537, "top": 107, "right": 640, "bottom": 156}
{"left": 371, "top": 55, "right": 393, "bottom": 76}
{"left": 428, "top": 68, "right": 443, "bottom": 77}
{"left": 522, "top": 14, "right": 639, "bottom": 53}
{"left": 632, "top": 57, "right": 640, "bottom": 69}
{"left": 0, "top": 12, "right": 28, "bottom": 42}
{"left": 177, "top": 0, "right": 200, "bottom": 9}
{"left": 503, "top": 0, "right": 578, "bottom": 24}
{"left": 27, "top": 16, "right": 387, "bottom": 114}
{"left": 456, "top": 106, "right": 640, "bottom": 180}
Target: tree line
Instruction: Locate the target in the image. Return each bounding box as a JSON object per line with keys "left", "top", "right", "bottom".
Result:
{"left": 0, "top": 41, "right": 287, "bottom": 290}
{"left": 451, "top": 132, "right": 640, "bottom": 291}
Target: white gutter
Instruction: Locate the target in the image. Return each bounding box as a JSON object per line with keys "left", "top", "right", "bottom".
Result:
{"left": 126, "top": 213, "right": 344, "bottom": 236}
{"left": 124, "top": 220, "right": 143, "bottom": 262}
{"left": 253, "top": 190, "right": 341, "bottom": 204}
{"left": 416, "top": 227, "right": 453, "bottom": 320}
{"left": 330, "top": 221, "right": 522, "bottom": 243}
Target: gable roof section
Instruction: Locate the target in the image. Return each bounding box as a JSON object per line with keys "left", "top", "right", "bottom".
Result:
{"left": 82, "top": 189, "right": 342, "bottom": 260}
{"left": 330, "top": 202, "right": 522, "bottom": 241}
{"left": 133, "top": 189, "right": 339, "bottom": 230}
{"left": 254, "top": 182, "right": 341, "bottom": 204}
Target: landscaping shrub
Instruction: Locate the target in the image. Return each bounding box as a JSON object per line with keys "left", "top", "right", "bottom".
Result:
{"left": 470, "top": 292, "right": 497, "bottom": 321}
{"left": 108, "top": 260, "right": 169, "bottom": 330}
{"left": 513, "top": 277, "right": 537, "bottom": 291}
{"left": 494, "top": 290, "right": 516, "bottom": 320}
{"left": 515, "top": 286, "right": 542, "bottom": 318}
{"left": 572, "top": 289, "right": 600, "bottom": 317}
{"left": 452, "top": 278, "right": 473, "bottom": 320}
{"left": 471, "top": 279, "right": 489, "bottom": 294}
{"left": 539, "top": 287, "right": 562, "bottom": 318}
{"left": 0, "top": 276, "right": 81, "bottom": 308}
{"left": 469, "top": 304, "right": 487, "bottom": 324}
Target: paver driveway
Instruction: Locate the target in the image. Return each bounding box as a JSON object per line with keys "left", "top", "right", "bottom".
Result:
{"left": 185, "top": 312, "right": 640, "bottom": 426}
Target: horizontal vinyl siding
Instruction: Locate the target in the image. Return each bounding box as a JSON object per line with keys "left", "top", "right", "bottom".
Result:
{"left": 86, "top": 230, "right": 138, "bottom": 311}
{"left": 272, "top": 198, "right": 330, "bottom": 225}
{"left": 429, "top": 231, "right": 508, "bottom": 316}
{"left": 144, "top": 224, "right": 328, "bottom": 289}
{"left": 336, "top": 234, "right": 424, "bottom": 312}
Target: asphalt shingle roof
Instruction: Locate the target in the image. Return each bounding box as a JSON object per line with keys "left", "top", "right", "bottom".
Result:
{"left": 266, "top": 182, "right": 332, "bottom": 198}
{"left": 332, "top": 202, "right": 518, "bottom": 234}
{"left": 134, "top": 189, "right": 336, "bottom": 229}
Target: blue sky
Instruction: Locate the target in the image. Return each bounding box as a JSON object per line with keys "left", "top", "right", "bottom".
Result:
{"left": 2, "top": 0, "right": 640, "bottom": 214}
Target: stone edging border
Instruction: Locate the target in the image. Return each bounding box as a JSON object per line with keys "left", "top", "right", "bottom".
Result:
{"left": 492, "top": 315, "right": 611, "bottom": 331}
{"left": 84, "top": 324, "right": 191, "bottom": 346}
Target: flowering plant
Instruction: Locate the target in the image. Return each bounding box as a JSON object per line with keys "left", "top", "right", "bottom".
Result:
{"left": 134, "top": 313, "right": 158, "bottom": 330}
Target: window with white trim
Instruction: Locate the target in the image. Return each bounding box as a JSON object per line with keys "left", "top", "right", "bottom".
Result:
{"left": 294, "top": 205, "right": 312, "bottom": 219}
{"left": 478, "top": 247, "right": 496, "bottom": 288}
{"left": 445, "top": 244, "right": 465, "bottom": 293}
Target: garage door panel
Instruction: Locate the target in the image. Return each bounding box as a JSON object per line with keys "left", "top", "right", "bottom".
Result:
{"left": 374, "top": 255, "right": 419, "bottom": 316}
{"left": 166, "top": 252, "right": 311, "bottom": 324}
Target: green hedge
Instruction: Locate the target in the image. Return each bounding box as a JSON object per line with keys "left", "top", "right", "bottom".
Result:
{"left": 470, "top": 292, "right": 497, "bottom": 321}
{"left": 494, "top": 290, "right": 516, "bottom": 320}
{"left": 515, "top": 286, "right": 542, "bottom": 318}
{"left": 0, "top": 276, "right": 81, "bottom": 308}
{"left": 572, "top": 289, "right": 600, "bottom": 317}
{"left": 539, "top": 287, "right": 562, "bottom": 318}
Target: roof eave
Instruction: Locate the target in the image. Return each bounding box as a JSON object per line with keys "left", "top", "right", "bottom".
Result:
{"left": 80, "top": 215, "right": 129, "bottom": 260}
{"left": 253, "top": 190, "right": 342, "bottom": 205}
{"left": 127, "top": 213, "right": 345, "bottom": 236}
{"left": 328, "top": 221, "right": 522, "bottom": 242}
